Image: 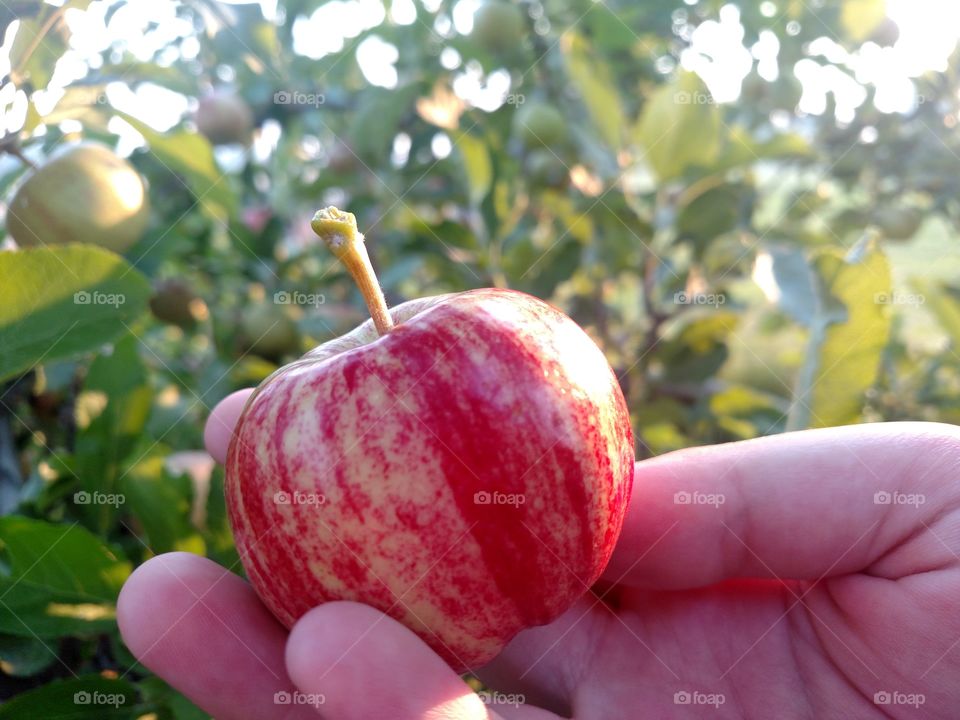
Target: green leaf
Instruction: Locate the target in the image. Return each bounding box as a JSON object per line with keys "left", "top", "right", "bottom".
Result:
{"left": 543, "top": 195, "right": 594, "bottom": 245}
{"left": 116, "top": 112, "right": 236, "bottom": 221}
{"left": 73, "top": 335, "right": 152, "bottom": 533}
{"left": 0, "top": 634, "right": 56, "bottom": 677}
{"left": 121, "top": 456, "right": 205, "bottom": 556}
{"left": 203, "top": 466, "right": 239, "bottom": 567}
{"left": 638, "top": 421, "right": 690, "bottom": 454}
{"left": 788, "top": 245, "right": 892, "bottom": 429}
{"left": 24, "top": 85, "right": 108, "bottom": 133}
{"left": 456, "top": 132, "right": 492, "bottom": 208}
{"left": 659, "top": 312, "right": 739, "bottom": 383}
{"left": 710, "top": 385, "right": 788, "bottom": 438}
{"left": 9, "top": 18, "right": 66, "bottom": 90}
{"left": 677, "top": 183, "right": 750, "bottom": 244}
{"left": 138, "top": 675, "right": 208, "bottom": 720}
{"left": 915, "top": 280, "right": 960, "bottom": 348}
{"left": 841, "top": 0, "right": 886, "bottom": 42}
{"left": 0, "top": 245, "right": 150, "bottom": 383}
{"left": 754, "top": 132, "right": 810, "bottom": 158}
{"left": 714, "top": 126, "right": 810, "bottom": 171}
{"left": 769, "top": 246, "right": 818, "bottom": 326}
{"left": 634, "top": 71, "right": 721, "bottom": 181}
{"left": 582, "top": 3, "right": 642, "bottom": 52}
{"left": 0, "top": 517, "right": 130, "bottom": 638}
{"left": 351, "top": 84, "right": 421, "bottom": 162}
{"left": 0, "top": 675, "right": 140, "bottom": 720}
{"left": 563, "top": 32, "right": 624, "bottom": 148}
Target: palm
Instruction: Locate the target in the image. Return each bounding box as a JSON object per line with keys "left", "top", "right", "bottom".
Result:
{"left": 120, "top": 403, "right": 960, "bottom": 719}
{"left": 502, "top": 578, "right": 940, "bottom": 719}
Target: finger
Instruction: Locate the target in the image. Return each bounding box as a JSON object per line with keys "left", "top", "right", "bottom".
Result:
{"left": 476, "top": 596, "right": 601, "bottom": 718}
{"left": 204, "top": 389, "right": 254, "bottom": 464}
{"left": 117, "top": 552, "right": 316, "bottom": 720}
{"left": 604, "top": 421, "right": 960, "bottom": 588}
{"left": 287, "top": 601, "right": 519, "bottom": 720}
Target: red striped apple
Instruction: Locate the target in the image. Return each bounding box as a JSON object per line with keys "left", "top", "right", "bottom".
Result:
{"left": 225, "top": 208, "right": 634, "bottom": 670}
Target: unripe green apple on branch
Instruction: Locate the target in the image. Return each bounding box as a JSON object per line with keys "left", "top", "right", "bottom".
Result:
{"left": 7, "top": 144, "right": 150, "bottom": 253}
{"left": 225, "top": 208, "right": 634, "bottom": 669}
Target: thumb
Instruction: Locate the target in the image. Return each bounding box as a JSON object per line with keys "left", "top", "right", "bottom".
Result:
{"left": 203, "top": 388, "right": 254, "bottom": 464}
{"left": 285, "top": 602, "right": 498, "bottom": 720}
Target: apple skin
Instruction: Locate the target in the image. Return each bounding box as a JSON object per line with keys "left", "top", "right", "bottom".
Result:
{"left": 225, "top": 288, "right": 634, "bottom": 670}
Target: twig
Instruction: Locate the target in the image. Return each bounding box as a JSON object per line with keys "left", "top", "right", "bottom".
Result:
{"left": 0, "top": 377, "right": 30, "bottom": 515}
{"left": 8, "top": 4, "right": 69, "bottom": 86}
{"left": 3, "top": 143, "right": 37, "bottom": 170}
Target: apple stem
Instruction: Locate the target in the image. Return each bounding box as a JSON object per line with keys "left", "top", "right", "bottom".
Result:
{"left": 311, "top": 206, "right": 395, "bottom": 336}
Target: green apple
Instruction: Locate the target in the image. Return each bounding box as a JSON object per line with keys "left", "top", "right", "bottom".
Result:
{"left": 195, "top": 90, "right": 254, "bottom": 146}
{"left": 471, "top": 1, "right": 525, "bottom": 54}
{"left": 526, "top": 149, "right": 569, "bottom": 189}
{"left": 875, "top": 206, "right": 923, "bottom": 241}
{"left": 150, "top": 279, "right": 201, "bottom": 329}
{"left": 240, "top": 304, "right": 300, "bottom": 359}
{"left": 7, "top": 144, "right": 150, "bottom": 253}
{"left": 513, "top": 102, "right": 567, "bottom": 149}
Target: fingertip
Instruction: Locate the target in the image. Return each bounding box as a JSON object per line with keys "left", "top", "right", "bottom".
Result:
{"left": 116, "top": 551, "right": 201, "bottom": 658}
{"left": 203, "top": 389, "right": 254, "bottom": 464}
{"left": 284, "top": 602, "right": 403, "bottom": 689}
{"left": 286, "top": 602, "right": 487, "bottom": 720}
{"left": 116, "top": 552, "right": 302, "bottom": 719}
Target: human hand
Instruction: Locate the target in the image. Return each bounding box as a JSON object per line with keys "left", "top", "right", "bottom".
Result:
{"left": 119, "top": 392, "right": 960, "bottom": 718}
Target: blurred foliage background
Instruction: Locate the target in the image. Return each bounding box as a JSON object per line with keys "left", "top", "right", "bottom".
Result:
{"left": 1, "top": 0, "right": 960, "bottom": 715}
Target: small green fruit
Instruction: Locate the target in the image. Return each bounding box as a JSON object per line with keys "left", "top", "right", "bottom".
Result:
{"left": 150, "top": 279, "right": 201, "bottom": 329}
{"left": 240, "top": 304, "right": 300, "bottom": 359}
{"left": 471, "top": 1, "right": 525, "bottom": 54}
{"left": 513, "top": 102, "right": 567, "bottom": 149}
{"left": 327, "top": 139, "right": 359, "bottom": 173}
{"left": 526, "top": 149, "right": 568, "bottom": 189}
{"left": 195, "top": 90, "right": 254, "bottom": 146}
{"left": 875, "top": 206, "right": 923, "bottom": 241}
{"left": 870, "top": 18, "right": 900, "bottom": 47}
{"left": 769, "top": 75, "right": 803, "bottom": 110}
{"left": 7, "top": 144, "right": 150, "bottom": 253}
{"left": 740, "top": 73, "right": 767, "bottom": 103}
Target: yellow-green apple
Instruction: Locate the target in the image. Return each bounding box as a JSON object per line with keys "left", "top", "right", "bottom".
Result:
{"left": 875, "top": 206, "right": 923, "bottom": 241}
{"left": 239, "top": 303, "right": 301, "bottom": 360}
{"left": 149, "top": 278, "right": 202, "bottom": 329}
{"left": 224, "top": 208, "right": 634, "bottom": 670}
{"left": 471, "top": 1, "right": 525, "bottom": 54}
{"left": 7, "top": 144, "right": 150, "bottom": 252}
{"left": 513, "top": 102, "right": 567, "bottom": 149}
